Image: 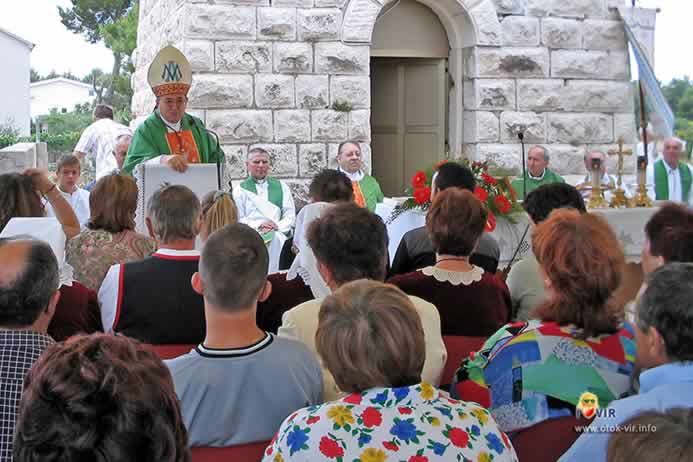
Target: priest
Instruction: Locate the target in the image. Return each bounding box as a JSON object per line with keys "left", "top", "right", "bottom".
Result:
{"left": 646, "top": 137, "right": 692, "bottom": 204}
{"left": 336, "top": 141, "right": 384, "bottom": 211}
{"left": 233, "top": 148, "right": 296, "bottom": 241}
{"left": 511, "top": 145, "right": 565, "bottom": 198}
{"left": 123, "top": 46, "right": 224, "bottom": 174}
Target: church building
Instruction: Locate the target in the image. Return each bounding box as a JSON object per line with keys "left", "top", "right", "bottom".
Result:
{"left": 131, "top": 0, "right": 656, "bottom": 200}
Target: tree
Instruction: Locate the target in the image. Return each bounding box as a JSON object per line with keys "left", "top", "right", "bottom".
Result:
{"left": 58, "top": 0, "right": 136, "bottom": 104}
{"left": 30, "top": 68, "right": 42, "bottom": 82}
{"left": 661, "top": 76, "right": 693, "bottom": 157}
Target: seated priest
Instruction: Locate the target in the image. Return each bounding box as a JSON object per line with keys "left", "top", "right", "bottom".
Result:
{"left": 575, "top": 150, "right": 624, "bottom": 201}
{"left": 646, "top": 137, "right": 693, "bottom": 205}
{"left": 123, "top": 45, "right": 224, "bottom": 174}
{"left": 233, "top": 147, "right": 296, "bottom": 241}
{"left": 511, "top": 145, "right": 565, "bottom": 198}
{"left": 336, "top": 141, "right": 384, "bottom": 211}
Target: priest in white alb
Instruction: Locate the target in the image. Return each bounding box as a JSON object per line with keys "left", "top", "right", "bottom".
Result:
{"left": 233, "top": 147, "right": 296, "bottom": 245}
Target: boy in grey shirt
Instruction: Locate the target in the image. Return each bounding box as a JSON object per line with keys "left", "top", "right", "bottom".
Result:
{"left": 166, "top": 224, "right": 323, "bottom": 447}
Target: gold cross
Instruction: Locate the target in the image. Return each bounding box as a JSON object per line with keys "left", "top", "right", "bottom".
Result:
{"left": 608, "top": 136, "right": 633, "bottom": 189}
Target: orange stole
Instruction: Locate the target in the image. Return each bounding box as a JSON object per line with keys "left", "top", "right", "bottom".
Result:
{"left": 352, "top": 181, "right": 366, "bottom": 208}
{"left": 165, "top": 130, "right": 201, "bottom": 164}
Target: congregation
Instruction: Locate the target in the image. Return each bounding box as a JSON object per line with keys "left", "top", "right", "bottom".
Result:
{"left": 2, "top": 45, "right": 693, "bottom": 462}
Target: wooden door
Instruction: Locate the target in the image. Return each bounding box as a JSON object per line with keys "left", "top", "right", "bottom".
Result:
{"left": 371, "top": 58, "right": 447, "bottom": 197}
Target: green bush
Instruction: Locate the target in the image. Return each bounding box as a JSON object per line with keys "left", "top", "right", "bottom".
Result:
{"left": 0, "top": 132, "right": 81, "bottom": 154}
{"left": 0, "top": 134, "right": 19, "bottom": 149}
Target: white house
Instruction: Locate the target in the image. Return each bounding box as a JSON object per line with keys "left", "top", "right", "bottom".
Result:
{"left": 0, "top": 27, "right": 33, "bottom": 136}
{"left": 30, "top": 77, "right": 95, "bottom": 118}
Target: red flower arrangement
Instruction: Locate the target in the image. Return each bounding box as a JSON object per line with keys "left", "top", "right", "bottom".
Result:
{"left": 387, "top": 159, "right": 521, "bottom": 232}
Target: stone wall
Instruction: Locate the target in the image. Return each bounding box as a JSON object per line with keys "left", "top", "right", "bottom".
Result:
{"left": 132, "top": 0, "right": 652, "bottom": 195}
{"left": 0, "top": 142, "right": 48, "bottom": 174}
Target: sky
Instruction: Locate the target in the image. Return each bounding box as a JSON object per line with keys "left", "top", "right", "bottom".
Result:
{"left": 0, "top": 0, "right": 691, "bottom": 83}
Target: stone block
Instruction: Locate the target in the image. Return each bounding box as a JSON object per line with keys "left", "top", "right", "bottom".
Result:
{"left": 464, "top": 79, "right": 516, "bottom": 110}
{"left": 298, "top": 144, "right": 327, "bottom": 177}
{"left": 541, "top": 18, "right": 582, "bottom": 49}
{"left": 542, "top": 144, "right": 587, "bottom": 175}
{"left": 274, "top": 110, "right": 311, "bottom": 142}
{"left": 222, "top": 145, "right": 248, "bottom": 179}
{"left": 255, "top": 74, "right": 295, "bottom": 108}
{"left": 248, "top": 143, "right": 298, "bottom": 177}
{"left": 469, "top": 0, "right": 503, "bottom": 46}
{"left": 35, "top": 142, "right": 48, "bottom": 169}
{"left": 312, "top": 110, "right": 348, "bottom": 141}
{"left": 563, "top": 81, "right": 633, "bottom": 112}
{"left": 613, "top": 113, "right": 637, "bottom": 143}
{"left": 315, "top": 0, "right": 346, "bottom": 6}
{"left": 295, "top": 75, "right": 330, "bottom": 109}
{"left": 188, "top": 74, "right": 253, "bottom": 109}
{"left": 298, "top": 8, "right": 341, "bottom": 41}
{"left": 551, "top": 50, "right": 609, "bottom": 78}
{"left": 207, "top": 110, "right": 274, "bottom": 143}
{"left": 257, "top": 7, "right": 296, "bottom": 41}
{"left": 186, "top": 5, "right": 255, "bottom": 39}
{"left": 274, "top": 0, "right": 312, "bottom": 6}
{"left": 474, "top": 47, "right": 549, "bottom": 78}
{"left": 341, "top": 0, "right": 381, "bottom": 42}
{"left": 330, "top": 76, "right": 370, "bottom": 109}
{"left": 551, "top": 0, "right": 607, "bottom": 19}
{"left": 184, "top": 40, "right": 214, "bottom": 71}
{"left": 315, "top": 42, "right": 370, "bottom": 75}
{"left": 549, "top": 113, "right": 613, "bottom": 144}
{"left": 273, "top": 42, "right": 313, "bottom": 73}
{"left": 216, "top": 41, "right": 272, "bottom": 73}
{"left": 608, "top": 51, "right": 630, "bottom": 80}
{"left": 285, "top": 179, "right": 310, "bottom": 210}
{"left": 463, "top": 111, "right": 500, "bottom": 143}
{"left": 500, "top": 111, "right": 547, "bottom": 143}
{"left": 583, "top": 19, "right": 626, "bottom": 50}
{"left": 0, "top": 143, "right": 37, "bottom": 173}
{"left": 349, "top": 109, "right": 371, "bottom": 141}
{"left": 517, "top": 79, "right": 564, "bottom": 111}
{"left": 501, "top": 16, "right": 540, "bottom": 47}
{"left": 474, "top": 144, "right": 523, "bottom": 174}
{"left": 493, "top": 0, "right": 524, "bottom": 15}
{"left": 525, "top": 0, "right": 551, "bottom": 17}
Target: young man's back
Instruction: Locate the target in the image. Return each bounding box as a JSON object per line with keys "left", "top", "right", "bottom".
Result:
{"left": 166, "top": 333, "right": 323, "bottom": 447}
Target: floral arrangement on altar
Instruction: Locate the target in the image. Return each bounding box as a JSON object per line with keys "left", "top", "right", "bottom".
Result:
{"left": 387, "top": 159, "right": 522, "bottom": 232}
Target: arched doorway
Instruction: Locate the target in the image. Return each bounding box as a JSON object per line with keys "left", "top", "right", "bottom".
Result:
{"left": 370, "top": 0, "right": 451, "bottom": 196}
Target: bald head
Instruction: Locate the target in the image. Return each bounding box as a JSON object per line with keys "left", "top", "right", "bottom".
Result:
{"left": 0, "top": 238, "right": 59, "bottom": 328}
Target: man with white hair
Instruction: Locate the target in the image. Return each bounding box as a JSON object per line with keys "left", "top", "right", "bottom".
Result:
{"left": 511, "top": 145, "right": 565, "bottom": 198}
{"left": 646, "top": 137, "right": 692, "bottom": 204}
{"left": 233, "top": 147, "right": 296, "bottom": 240}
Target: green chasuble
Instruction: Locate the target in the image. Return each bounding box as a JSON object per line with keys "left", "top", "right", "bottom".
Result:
{"left": 123, "top": 111, "right": 224, "bottom": 174}
{"left": 356, "top": 175, "right": 385, "bottom": 212}
{"left": 511, "top": 168, "right": 565, "bottom": 198}
{"left": 239, "top": 177, "right": 284, "bottom": 209}
{"left": 654, "top": 159, "right": 692, "bottom": 201}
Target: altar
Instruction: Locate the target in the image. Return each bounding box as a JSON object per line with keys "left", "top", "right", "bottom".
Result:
{"left": 376, "top": 201, "right": 658, "bottom": 268}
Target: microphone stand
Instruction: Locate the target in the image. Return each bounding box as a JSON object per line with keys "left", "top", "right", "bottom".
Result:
{"left": 518, "top": 132, "right": 527, "bottom": 201}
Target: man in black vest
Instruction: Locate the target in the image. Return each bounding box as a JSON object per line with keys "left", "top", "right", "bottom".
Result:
{"left": 98, "top": 185, "right": 205, "bottom": 344}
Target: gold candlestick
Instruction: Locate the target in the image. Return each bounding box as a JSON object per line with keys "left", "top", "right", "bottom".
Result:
{"left": 629, "top": 156, "right": 653, "bottom": 208}
{"left": 587, "top": 157, "right": 609, "bottom": 209}
{"left": 608, "top": 136, "right": 633, "bottom": 208}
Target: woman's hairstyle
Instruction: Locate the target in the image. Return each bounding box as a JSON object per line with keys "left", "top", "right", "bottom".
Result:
{"left": 316, "top": 279, "right": 425, "bottom": 393}
{"left": 0, "top": 173, "right": 44, "bottom": 231}
{"left": 426, "top": 188, "right": 487, "bottom": 256}
{"left": 88, "top": 173, "right": 138, "bottom": 233}
{"left": 308, "top": 169, "right": 353, "bottom": 203}
{"left": 14, "top": 333, "right": 190, "bottom": 462}
{"left": 644, "top": 203, "right": 693, "bottom": 264}
{"left": 532, "top": 208, "right": 625, "bottom": 337}
{"left": 200, "top": 190, "right": 238, "bottom": 237}
{"left": 607, "top": 408, "right": 693, "bottom": 462}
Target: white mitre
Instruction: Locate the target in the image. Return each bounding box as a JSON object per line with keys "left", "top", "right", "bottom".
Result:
{"left": 147, "top": 45, "right": 192, "bottom": 97}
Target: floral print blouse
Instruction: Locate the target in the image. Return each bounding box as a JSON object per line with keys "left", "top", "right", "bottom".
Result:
{"left": 263, "top": 382, "right": 518, "bottom": 462}
{"left": 66, "top": 229, "right": 156, "bottom": 292}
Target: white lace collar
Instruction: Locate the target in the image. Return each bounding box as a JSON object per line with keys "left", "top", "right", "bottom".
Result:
{"left": 420, "top": 265, "right": 484, "bottom": 286}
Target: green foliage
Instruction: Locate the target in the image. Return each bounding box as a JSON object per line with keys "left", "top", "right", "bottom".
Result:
{"left": 58, "top": 0, "right": 134, "bottom": 44}
{"left": 99, "top": 3, "right": 138, "bottom": 59}
{"left": 38, "top": 132, "right": 82, "bottom": 153}
{"left": 40, "top": 108, "right": 92, "bottom": 134}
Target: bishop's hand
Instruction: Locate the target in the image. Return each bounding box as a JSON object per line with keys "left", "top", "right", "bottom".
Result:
{"left": 163, "top": 154, "right": 189, "bottom": 172}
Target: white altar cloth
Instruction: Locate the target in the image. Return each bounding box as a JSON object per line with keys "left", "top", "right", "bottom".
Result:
{"left": 375, "top": 203, "right": 658, "bottom": 267}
